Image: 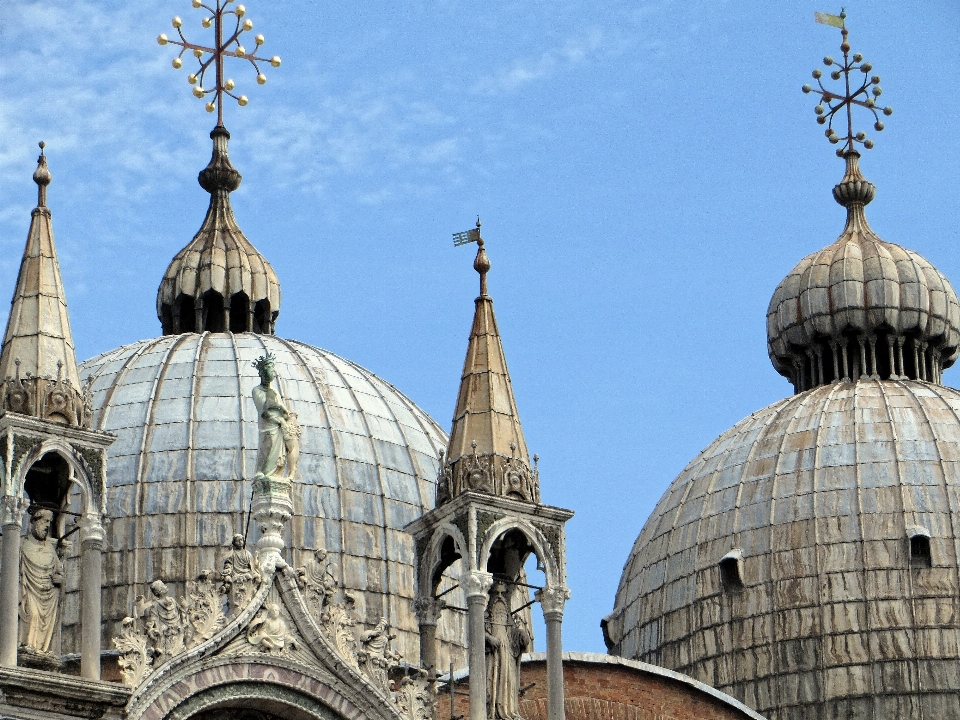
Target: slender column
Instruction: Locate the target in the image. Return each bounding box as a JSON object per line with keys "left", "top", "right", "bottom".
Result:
{"left": 0, "top": 496, "right": 27, "bottom": 667}
{"left": 223, "top": 301, "right": 231, "bottom": 334}
{"left": 896, "top": 337, "right": 906, "bottom": 378}
{"left": 918, "top": 341, "right": 928, "bottom": 381}
{"left": 867, "top": 334, "right": 877, "bottom": 378}
{"left": 415, "top": 595, "right": 445, "bottom": 676}
{"left": 196, "top": 296, "right": 205, "bottom": 334}
{"left": 814, "top": 346, "right": 824, "bottom": 388}
{"left": 463, "top": 571, "right": 493, "bottom": 720}
{"left": 887, "top": 336, "right": 897, "bottom": 379}
{"left": 832, "top": 340, "right": 841, "bottom": 383}
{"left": 536, "top": 585, "right": 571, "bottom": 720}
{"left": 80, "top": 513, "right": 105, "bottom": 680}
{"left": 857, "top": 333, "right": 868, "bottom": 380}
{"left": 172, "top": 304, "right": 181, "bottom": 335}
{"left": 840, "top": 342, "right": 850, "bottom": 381}
{"left": 248, "top": 308, "right": 255, "bottom": 333}
{"left": 805, "top": 350, "right": 817, "bottom": 388}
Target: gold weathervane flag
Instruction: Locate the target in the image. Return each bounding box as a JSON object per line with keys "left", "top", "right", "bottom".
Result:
{"left": 814, "top": 11, "right": 845, "bottom": 28}
{"left": 452, "top": 228, "right": 481, "bottom": 247}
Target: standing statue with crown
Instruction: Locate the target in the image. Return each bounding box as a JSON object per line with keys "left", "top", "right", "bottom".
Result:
{"left": 253, "top": 353, "right": 301, "bottom": 481}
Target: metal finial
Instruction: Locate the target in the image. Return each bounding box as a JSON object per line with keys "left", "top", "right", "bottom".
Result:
{"left": 452, "top": 217, "right": 491, "bottom": 296}
{"left": 803, "top": 11, "right": 893, "bottom": 157}
{"left": 158, "top": 1, "right": 281, "bottom": 126}
{"left": 38, "top": 141, "right": 45, "bottom": 154}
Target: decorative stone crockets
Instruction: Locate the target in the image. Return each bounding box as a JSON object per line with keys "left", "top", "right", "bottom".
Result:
{"left": 0, "top": 145, "right": 89, "bottom": 427}
{"left": 767, "top": 150, "right": 960, "bottom": 392}
{"left": 157, "top": 125, "right": 281, "bottom": 335}
{"left": 437, "top": 240, "right": 539, "bottom": 506}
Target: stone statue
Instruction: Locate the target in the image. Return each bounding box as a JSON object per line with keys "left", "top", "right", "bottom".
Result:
{"left": 252, "top": 353, "right": 301, "bottom": 480}
{"left": 247, "top": 602, "right": 297, "bottom": 654}
{"left": 135, "top": 580, "right": 187, "bottom": 662}
{"left": 358, "top": 617, "right": 401, "bottom": 693}
{"left": 322, "top": 592, "right": 359, "bottom": 667}
{"left": 18, "top": 508, "right": 63, "bottom": 654}
{"left": 484, "top": 582, "right": 531, "bottom": 720}
{"left": 220, "top": 533, "right": 261, "bottom": 610}
{"left": 297, "top": 548, "right": 340, "bottom": 619}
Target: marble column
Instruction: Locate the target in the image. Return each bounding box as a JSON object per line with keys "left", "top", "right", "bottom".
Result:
{"left": 0, "top": 495, "right": 26, "bottom": 667}
{"left": 536, "top": 585, "right": 571, "bottom": 720}
{"left": 80, "top": 513, "right": 105, "bottom": 680}
{"left": 463, "top": 571, "right": 493, "bottom": 720}
{"left": 415, "top": 595, "right": 444, "bottom": 675}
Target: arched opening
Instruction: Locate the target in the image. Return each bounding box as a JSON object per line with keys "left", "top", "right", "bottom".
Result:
{"left": 719, "top": 550, "right": 744, "bottom": 593}
{"left": 486, "top": 528, "right": 538, "bottom": 651}
{"left": 253, "top": 299, "right": 272, "bottom": 334}
{"left": 230, "top": 292, "right": 250, "bottom": 333}
{"left": 908, "top": 527, "right": 932, "bottom": 568}
{"left": 203, "top": 290, "right": 225, "bottom": 333}
{"left": 178, "top": 294, "right": 197, "bottom": 333}
{"left": 24, "top": 451, "right": 71, "bottom": 514}
{"left": 160, "top": 303, "right": 174, "bottom": 335}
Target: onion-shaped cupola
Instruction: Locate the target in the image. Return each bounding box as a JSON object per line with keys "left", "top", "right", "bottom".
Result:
{"left": 767, "top": 151, "right": 960, "bottom": 392}
{"left": 157, "top": 125, "right": 281, "bottom": 335}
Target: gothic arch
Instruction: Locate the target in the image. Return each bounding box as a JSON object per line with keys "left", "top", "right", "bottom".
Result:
{"left": 15, "top": 438, "right": 103, "bottom": 517}
{"left": 418, "top": 523, "right": 467, "bottom": 597}
{"left": 478, "top": 517, "right": 561, "bottom": 589}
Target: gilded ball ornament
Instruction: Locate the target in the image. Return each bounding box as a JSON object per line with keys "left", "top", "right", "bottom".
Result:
{"left": 172, "top": 16, "right": 182, "bottom": 28}
{"left": 873, "top": 86, "right": 882, "bottom": 96}
{"left": 853, "top": 52, "right": 863, "bottom": 62}
{"left": 255, "top": 34, "right": 264, "bottom": 45}
{"left": 830, "top": 70, "right": 841, "bottom": 80}
{"left": 814, "top": 104, "right": 824, "bottom": 115}
{"left": 243, "top": 19, "right": 253, "bottom": 31}
{"left": 236, "top": 4, "right": 245, "bottom": 17}
{"left": 840, "top": 41, "right": 850, "bottom": 52}
{"left": 192, "top": 0, "right": 202, "bottom": 7}
{"left": 270, "top": 56, "right": 281, "bottom": 68}
{"left": 158, "top": 33, "right": 169, "bottom": 45}
{"left": 193, "top": 86, "right": 204, "bottom": 98}
{"left": 883, "top": 106, "right": 893, "bottom": 116}
{"left": 225, "top": 78, "right": 235, "bottom": 90}
{"left": 861, "top": 62, "right": 872, "bottom": 72}
{"left": 257, "top": 73, "right": 267, "bottom": 85}
{"left": 172, "top": 57, "right": 183, "bottom": 69}
{"left": 864, "top": 139, "right": 874, "bottom": 149}
{"left": 802, "top": 84, "right": 812, "bottom": 93}
{"left": 235, "top": 45, "right": 246, "bottom": 57}
{"left": 874, "top": 121, "right": 884, "bottom": 131}
{"left": 823, "top": 56, "right": 833, "bottom": 65}
{"left": 193, "top": 48, "right": 203, "bottom": 58}
{"left": 238, "top": 95, "right": 248, "bottom": 106}
{"left": 812, "top": 69, "right": 822, "bottom": 79}
{"left": 202, "top": 17, "right": 212, "bottom": 28}
{"left": 205, "top": 101, "right": 215, "bottom": 113}
{"left": 188, "top": 73, "right": 198, "bottom": 84}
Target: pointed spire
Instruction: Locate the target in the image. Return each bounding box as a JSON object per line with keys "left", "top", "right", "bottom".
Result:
{"left": 437, "top": 233, "right": 539, "bottom": 505}
{"left": 0, "top": 143, "right": 87, "bottom": 426}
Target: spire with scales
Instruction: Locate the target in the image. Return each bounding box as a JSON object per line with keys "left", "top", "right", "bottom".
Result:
{"left": 438, "top": 220, "right": 539, "bottom": 505}
{"left": 0, "top": 143, "right": 87, "bottom": 426}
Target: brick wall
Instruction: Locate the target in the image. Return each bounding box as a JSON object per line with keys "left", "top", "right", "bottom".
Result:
{"left": 440, "top": 655, "right": 764, "bottom": 720}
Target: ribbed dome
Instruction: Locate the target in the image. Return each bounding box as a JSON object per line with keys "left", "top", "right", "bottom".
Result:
{"left": 605, "top": 379, "right": 960, "bottom": 720}
{"left": 157, "top": 126, "right": 282, "bottom": 336}
{"left": 63, "top": 333, "right": 466, "bottom": 667}
{"left": 767, "top": 153, "right": 960, "bottom": 393}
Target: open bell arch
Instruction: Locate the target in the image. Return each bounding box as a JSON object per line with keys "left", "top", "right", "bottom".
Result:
{"left": 478, "top": 516, "right": 563, "bottom": 589}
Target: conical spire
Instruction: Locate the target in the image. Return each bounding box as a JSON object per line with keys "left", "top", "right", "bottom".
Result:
{"left": 0, "top": 143, "right": 88, "bottom": 426}
{"left": 437, "top": 234, "right": 539, "bottom": 505}
{"left": 157, "top": 125, "right": 281, "bottom": 335}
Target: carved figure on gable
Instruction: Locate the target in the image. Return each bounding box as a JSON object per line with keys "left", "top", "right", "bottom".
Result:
{"left": 252, "top": 354, "right": 301, "bottom": 480}
{"left": 484, "top": 582, "right": 531, "bottom": 720}
{"left": 297, "top": 548, "right": 339, "bottom": 620}
{"left": 322, "top": 592, "right": 359, "bottom": 667}
{"left": 247, "top": 602, "right": 297, "bottom": 654}
{"left": 18, "top": 508, "right": 63, "bottom": 654}
{"left": 358, "top": 617, "right": 401, "bottom": 694}
{"left": 136, "top": 579, "right": 187, "bottom": 662}
{"left": 221, "top": 533, "right": 261, "bottom": 611}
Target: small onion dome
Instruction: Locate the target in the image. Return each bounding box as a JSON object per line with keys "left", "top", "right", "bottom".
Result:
{"left": 157, "top": 125, "right": 281, "bottom": 335}
{"left": 767, "top": 151, "right": 960, "bottom": 392}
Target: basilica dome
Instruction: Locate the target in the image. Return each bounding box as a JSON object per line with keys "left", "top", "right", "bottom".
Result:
{"left": 605, "top": 149, "right": 960, "bottom": 720}
{"left": 65, "top": 332, "right": 466, "bottom": 666}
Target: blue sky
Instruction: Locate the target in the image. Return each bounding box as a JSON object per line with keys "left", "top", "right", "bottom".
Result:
{"left": 1, "top": 1, "right": 959, "bottom": 654}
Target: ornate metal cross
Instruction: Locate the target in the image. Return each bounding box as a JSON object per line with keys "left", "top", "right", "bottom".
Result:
{"left": 802, "top": 10, "right": 893, "bottom": 155}
{"left": 158, "top": 0, "right": 281, "bottom": 125}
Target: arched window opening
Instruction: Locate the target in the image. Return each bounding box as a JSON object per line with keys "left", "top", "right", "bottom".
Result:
{"left": 431, "top": 535, "right": 462, "bottom": 592}
{"left": 253, "top": 299, "right": 272, "bottom": 334}
{"left": 203, "top": 290, "right": 225, "bottom": 333}
{"left": 177, "top": 294, "right": 197, "bottom": 333}
{"left": 908, "top": 526, "right": 932, "bottom": 568}
{"left": 230, "top": 292, "right": 250, "bottom": 333}
{"left": 160, "top": 303, "right": 173, "bottom": 336}
{"left": 24, "top": 452, "right": 71, "bottom": 515}
{"left": 719, "top": 549, "right": 744, "bottom": 592}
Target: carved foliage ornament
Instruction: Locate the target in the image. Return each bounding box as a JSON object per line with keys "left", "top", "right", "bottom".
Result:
{"left": 438, "top": 448, "right": 540, "bottom": 505}
{"left": 0, "top": 362, "right": 91, "bottom": 428}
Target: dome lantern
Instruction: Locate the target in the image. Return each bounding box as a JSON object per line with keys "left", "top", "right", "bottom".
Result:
{"left": 156, "top": 125, "right": 282, "bottom": 335}
{"left": 767, "top": 23, "right": 960, "bottom": 393}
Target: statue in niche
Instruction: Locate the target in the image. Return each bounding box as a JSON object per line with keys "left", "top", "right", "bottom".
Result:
{"left": 484, "top": 582, "right": 531, "bottom": 720}
{"left": 135, "top": 580, "right": 187, "bottom": 662}
{"left": 358, "top": 618, "right": 401, "bottom": 693}
{"left": 297, "top": 548, "right": 340, "bottom": 619}
{"left": 247, "top": 602, "right": 297, "bottom": 654}
{"left": 221, "top": 533, "right": 261, "bottom": 610}
{"left": 18, "top": 508, "right": 63, "bottom": 654}
{"left": 252, "top": 354, "right": 301, "bottom": 480}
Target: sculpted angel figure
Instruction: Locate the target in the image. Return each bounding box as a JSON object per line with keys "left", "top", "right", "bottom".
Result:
{"left": 136, "top": 580, "right": 186, "bottom": 662}
{"left": 19, "top": 508, "right": 63, "bottom": 653}
{"left": 220, "top": 533, "right": 260, "bottom": 610}
{"left": 247, "top": 602, "right": 297, "bottom": 653}
{"left": 485, "top": 583, "right": 531, "bottom": 720}
{"left": 358, "top": 618, "right": 401, "bottom": 693}
{"left": 297, "top": 548, "right": 340, "bottom": 618}
{"left": 252, "top": 353, "right": 301, "bottom": 480}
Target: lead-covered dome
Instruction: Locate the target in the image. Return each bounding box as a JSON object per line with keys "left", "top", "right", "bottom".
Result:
{"left": 767, "top": 153, "right": 960, "bottom": 393}
{"left": 605, "top": 379, "right": 960, "bottom": 720}
{"left": 65, "top": 333, "right": 466, "bottom": 666}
